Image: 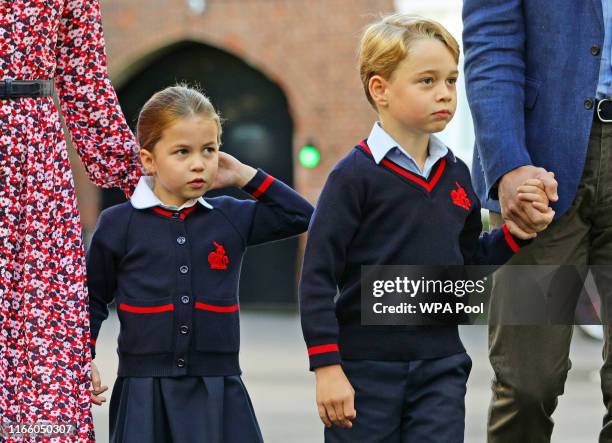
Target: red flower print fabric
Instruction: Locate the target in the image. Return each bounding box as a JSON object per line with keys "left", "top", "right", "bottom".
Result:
{"left": 0, "top": 1, "right": 141, "bottom": 441}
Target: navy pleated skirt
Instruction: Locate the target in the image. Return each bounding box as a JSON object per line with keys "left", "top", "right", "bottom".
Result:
{"left": 109, "top": 375, "right": 264, "bottom": 443}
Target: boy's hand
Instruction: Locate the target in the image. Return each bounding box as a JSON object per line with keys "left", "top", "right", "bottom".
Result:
{"left": 314, "top": 364, "right": 357, "bottom": 429}
{"left": 517, "top": 178, "right": 555, "bottom": 216}
{"left": 211, "top": 152, "right": 257, "bottom": 190}
{"left": 90, "top": 361, "right": 108, "bottom": 406}
{"left": 499, "top": 168, "right": 557, "bottom": 239}
{"left": 507, "top": 178, "right": 554, "bottom": 238}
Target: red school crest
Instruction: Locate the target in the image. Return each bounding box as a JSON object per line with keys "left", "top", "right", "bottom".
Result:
{"left": 450, "top": 182, "right": 471, "bottom": 210}
{"left": 208, "top": 241, "right": 229, "bottom": 271}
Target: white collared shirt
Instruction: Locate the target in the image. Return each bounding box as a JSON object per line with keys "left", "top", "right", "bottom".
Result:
{"left": 130, "top": 176, "right": 213, "bottom": 211}
{"left": 366, "top": 122, "right": 449, "bottom": 178}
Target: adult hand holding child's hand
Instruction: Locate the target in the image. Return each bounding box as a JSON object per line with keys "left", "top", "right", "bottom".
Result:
{"left": 499, "top": 166, "right": 558, "bottom": 239}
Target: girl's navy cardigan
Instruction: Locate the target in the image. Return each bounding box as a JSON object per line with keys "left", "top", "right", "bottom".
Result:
{"left": 87, "top": 169, "right": 313, "bottom": 377}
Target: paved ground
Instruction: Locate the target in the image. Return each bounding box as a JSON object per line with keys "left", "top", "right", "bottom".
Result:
{"left": 92, "top": 311, "right": 604, "bottom": 442}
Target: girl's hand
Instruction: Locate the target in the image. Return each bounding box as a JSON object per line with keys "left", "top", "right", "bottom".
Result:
{"left": 210, "top": 152, "right": 257, "bottom": 190}
{"left": 91, "top": 361, "right": 108, "bottom": 406}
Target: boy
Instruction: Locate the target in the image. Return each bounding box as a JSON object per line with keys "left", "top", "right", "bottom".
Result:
{"left": 298, "top": 14, "right": 555, "bottom": 442}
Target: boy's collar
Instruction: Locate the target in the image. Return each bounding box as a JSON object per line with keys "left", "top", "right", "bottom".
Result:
{"left": 366, "top": 122, "right": 450, "bottom": 164}
{"left": 130, "top": 176, "right": 214, "bottom": 210}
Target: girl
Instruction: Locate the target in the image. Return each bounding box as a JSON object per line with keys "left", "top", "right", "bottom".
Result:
{"left": 86, "top": 85, "right": 314, "bottom": 442}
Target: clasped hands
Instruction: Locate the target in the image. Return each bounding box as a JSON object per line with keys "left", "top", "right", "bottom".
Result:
{"left": 499, "top": 165, "right": 558, "bottom": 239}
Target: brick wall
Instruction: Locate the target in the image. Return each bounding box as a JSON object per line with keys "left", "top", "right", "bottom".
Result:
{"left": 72, "top": 0, "right": 394, "bottom": 228}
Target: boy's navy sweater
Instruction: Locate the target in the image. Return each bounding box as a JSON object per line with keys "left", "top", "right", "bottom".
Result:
{"left": 299, "top": 141, "right": 529, "bottom": 370}
{"left": 87, "top": 169, "right": 313, "bottom": 377}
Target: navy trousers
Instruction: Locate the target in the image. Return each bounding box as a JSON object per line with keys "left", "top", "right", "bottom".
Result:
{"left": 325, "top": 352, "right": 472, "bottom": 443}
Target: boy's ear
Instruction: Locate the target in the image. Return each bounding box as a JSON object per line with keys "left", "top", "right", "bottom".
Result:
{"left": 139, "top": 149, "right": 156, "bottom": 175}
{"left": 368, "top": 75, "right": 388, "bottom": 108}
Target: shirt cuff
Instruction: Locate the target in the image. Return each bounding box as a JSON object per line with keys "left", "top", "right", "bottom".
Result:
{"left": 242, "top": 169, "right": 275, "bottom": 199}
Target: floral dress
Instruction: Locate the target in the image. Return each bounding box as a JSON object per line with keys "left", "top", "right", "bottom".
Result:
{"left": 0, "top": 0, "right": 141, "bottom": 441}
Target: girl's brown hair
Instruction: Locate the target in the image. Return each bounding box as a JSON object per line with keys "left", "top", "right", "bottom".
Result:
{"left": 136, "top": 84, "right": 222, "bottom": 152}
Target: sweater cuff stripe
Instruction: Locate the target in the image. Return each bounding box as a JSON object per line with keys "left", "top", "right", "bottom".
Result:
{"left": 308, "top": 344, "right": 339, "bottom": 356}
{"left": 251, "top": 175, "right": 275, "bottom": 198}
{"left": 502, "top": 224, "right": 521, "bottom": 253}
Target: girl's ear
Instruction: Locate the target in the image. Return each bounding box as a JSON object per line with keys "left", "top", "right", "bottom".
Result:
{"left": 139, "top": 149, "right": 156, "bottom": 175}
{"left": 369, "top": 74, "right": 389, "bottom": 108}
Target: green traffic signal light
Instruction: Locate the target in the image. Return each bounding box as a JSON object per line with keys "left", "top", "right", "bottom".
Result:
{"left": 299, "top": 144, "right": 320, "bottom": 169}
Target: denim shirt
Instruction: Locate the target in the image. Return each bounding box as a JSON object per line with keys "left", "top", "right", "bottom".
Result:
{"left": 597, "top": 0, "right": 612, "bottom": 98}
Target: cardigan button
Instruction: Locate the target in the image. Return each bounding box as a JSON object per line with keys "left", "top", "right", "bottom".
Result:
{"left": 585, "top": 99, "right": 594, "bottom": 110}
{"left": 591, "top": 45, "right": 601, "bottom": 56}
{"left": 177, "top": 236, "right": 186, "bottom": 245}
{"left": 181, "top": 295, "right": 190, "bottom": 304}
{"left": 176, "top": 358, "right": 186, "bottom": 368}
{"left": 179, "top": 325, "right": 190, "bottom": 335}
{"left": 179, "top": 265, "right": 189, "bottom": 274}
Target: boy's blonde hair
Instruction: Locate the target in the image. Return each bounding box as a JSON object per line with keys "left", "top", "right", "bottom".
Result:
{"left": 137, "top": 83, "right": 222, "bottom": 152}
{"left": 359, "top": 14, "right": 460, "bottom": 108}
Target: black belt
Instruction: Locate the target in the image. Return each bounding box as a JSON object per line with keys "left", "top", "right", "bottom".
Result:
{"left": 0, "top": 79, "right": 55, "bottom": 99}
{"left": 597, "top": 98, "right": 612, "bottom": 123}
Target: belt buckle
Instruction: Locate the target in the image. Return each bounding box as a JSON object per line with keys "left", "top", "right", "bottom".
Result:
{"left": 597, "top": 98, "right": 612, "bottom": 123}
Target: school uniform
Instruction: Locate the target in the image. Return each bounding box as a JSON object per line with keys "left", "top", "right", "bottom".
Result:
{"left": 87, "top": 170, "right": 313, "bottom": 443}
{"left": 299, "top": 123, "right": 530, "bottom": 442}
